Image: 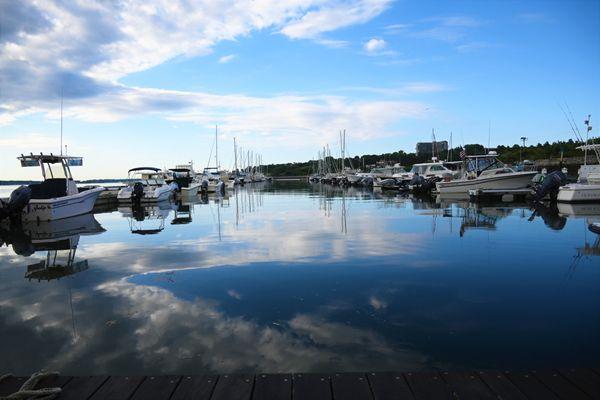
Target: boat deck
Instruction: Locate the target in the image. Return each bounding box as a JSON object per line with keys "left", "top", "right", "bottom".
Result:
{"left": 1, "top": 368, "right": 598, "bottom": 399}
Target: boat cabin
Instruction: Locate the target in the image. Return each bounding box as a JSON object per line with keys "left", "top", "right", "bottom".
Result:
{"left": 128, "top": 167, "right": 168, "bottom": 186}
{"left": 18, "top": 153, "right": 83, "bottom": 199}
{"left": 464, "top": 152, "right": 514, "bottom": 177}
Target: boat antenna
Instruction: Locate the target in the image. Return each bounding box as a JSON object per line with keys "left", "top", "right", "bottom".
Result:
{"left": 560, "top": 102, "right": 583, "bottom": 143}
{"left": 60, "top": 88, "right": 64, "bottom": 155}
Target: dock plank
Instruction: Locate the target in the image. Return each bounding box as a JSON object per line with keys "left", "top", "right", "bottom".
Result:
{"left": 367, "top": 372, "right": 414, "bottom": 400}
{"left": 130, "top": 375, "right": 181, "bottom": 400}
{"left": 253, "top": 373, "right": 291, "bottom": 400}
{"left": 170, "top": 375, "right": 217, "bottom": 400}
{"left": 0, "top": 376, "right": 27, "bottom": 397}
{"left": 441, "top": 371, "right": 495, "bottom": 400}
{"left": 58, "top": 376, "right": 109, "bottom": 400}
{"left": 210, "top": 374, "right": 253, "bottom": 400}
{"left": 331, "top": 373, "right": 373, "bottom": 400}
{"left": 558, "top": 368, "right": 600, "bottom": 399}
{"left": 532, "top": 369, "right": 590, "bottom": 400}
{"left": 293, "top": 373, "right": 332, "bottom": 400}
{"left": 505, "top": 371, "right": 560, "bottom": 400}
{"left": 89, "top": 376, "right": 145, "bottom": 400}
{"left": 405, "top": 372, "right": 452, "bottom": 400}
{"left": 477, "top": 371, "right": 527, "bottom": 400}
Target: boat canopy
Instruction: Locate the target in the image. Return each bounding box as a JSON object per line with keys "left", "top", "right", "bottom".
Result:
{"left": 128, "top": 167, "right": 161, "bottom": 173}
{"left": 18, "top": 153, "right": 83, "bottom": 167}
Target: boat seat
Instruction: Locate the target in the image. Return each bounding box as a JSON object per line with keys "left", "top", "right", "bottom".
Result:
{"left": 28, "top": 179, "right": 68, "bottom": 199}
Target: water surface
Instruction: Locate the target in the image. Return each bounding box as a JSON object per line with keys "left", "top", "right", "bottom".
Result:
{"left": 1, "top": 182, "right": 598, "bottom": 375}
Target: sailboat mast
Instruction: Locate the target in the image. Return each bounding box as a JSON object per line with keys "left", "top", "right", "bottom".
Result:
{"left": 234, "top": 137, "right": 238, "bottom": 171}
{"left": 60, "top": 90, "right": 64, "bottom": 155}
{"left": 215, "top": 125, "right": 219, "bottom": 169}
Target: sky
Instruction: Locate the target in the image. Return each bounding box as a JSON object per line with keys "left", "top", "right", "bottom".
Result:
{"left": 1, "top": 0, "right": 599, "bottom": 179}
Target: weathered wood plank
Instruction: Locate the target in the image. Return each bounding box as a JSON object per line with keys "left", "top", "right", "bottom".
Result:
{"left": 34, "top": 374, "right": 72, "bottom": 390}
{"left": 505, "top": 371, "right": 560, "bottom": 400}
{"left": 253, "top": 373, "right": 291, "bottom": 400}
{"left": 404, "top": 372, "right": 452, "bottom": 400}
{"left": 477, "top": 371, "right": 528, "bottom": 400}
{"left": 0, "top": 376, "right": 27, "bottom": 397}
{"left": 58, "top": 376, "right": 110, "bottom": 400}
{"left": 292, "top": 373, "right": 332, "bottom": 400}
{"left": 170, "top": 375, "right": 217, "bottom": 400}
{"left": 210, "top": 374, "right": 253, "bottom": 400}
{"left": 441, "top": 371, "right": 495, "bottom": 400}
{"left": 130, "top": 375, "right": 181, "bottom": 400}
{"left": 558, "top": 368, "right": 600, "bottom": 399}
{"left": 532, "top": 369, "right": 591, "bottom": 400}
{"left": 331, "top": 373, "right": 373, "bottom": 400}
{"left": 89, "top": 376, "right": 145, "bottom": 400}
{"left": 366, "top": 372, "right": 414, "bottom": 400}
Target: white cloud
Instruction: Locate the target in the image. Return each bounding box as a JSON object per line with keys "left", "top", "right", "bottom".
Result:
{"left": 364, "top": 38, "right": 387, "bottom": 53}
{"left": 280, "top": 0, "right": 392, "bottom": 40}
{"left": 0, "top": 0, "right": 391, "bottom": 110}
{"left": 218, "top": 54, "right": 237, "bottom": 64}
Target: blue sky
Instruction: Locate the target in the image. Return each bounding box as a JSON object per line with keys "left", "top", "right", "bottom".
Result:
{"left": 1, "top": 0, "right": 599, "bottom": 179}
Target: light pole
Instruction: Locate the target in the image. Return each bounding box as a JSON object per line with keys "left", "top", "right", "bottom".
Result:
{"left": 520, "top": 136, "right": 527, "bottom": 163}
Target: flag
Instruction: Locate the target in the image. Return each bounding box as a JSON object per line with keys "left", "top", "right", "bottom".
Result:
{"left": 459, "top": 147, "right": 466, "bottom": 160}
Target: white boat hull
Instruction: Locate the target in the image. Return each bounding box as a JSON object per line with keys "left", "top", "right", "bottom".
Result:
{"left": 21, "top": 187, "right": 104, "bottom": 222}
{"left": 557, "top": 183, "right": 600, "bottom": 203}
{"left": 435, "top": 172, "right": 536, "bottom": 194}
{"left": 117, "top": 183, "right": 176, "bottom": 203}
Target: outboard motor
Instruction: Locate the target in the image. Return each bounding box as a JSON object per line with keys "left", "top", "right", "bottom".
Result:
{"left": 533, "top": 170, "right": 567, "bottom": 202}
{"left": 201, "top": 180, "right": 209, "bottom": 192}
{"left": 0, "top": 186, "right": 32, "bottom": 221}
{"left": 0, "top": 199, "right": 8, "bottom": 221}
{"left": 132, "top": 182, "right": 145, "bottom": 203}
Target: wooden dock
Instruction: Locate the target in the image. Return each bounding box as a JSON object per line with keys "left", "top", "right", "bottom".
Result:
{"left": 1, "top": 369, "right": 598, "bottom": 399}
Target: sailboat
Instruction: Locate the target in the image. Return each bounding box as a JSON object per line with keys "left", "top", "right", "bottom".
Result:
{"left": 201, "top": 126, "right": 225, "bottom": 193}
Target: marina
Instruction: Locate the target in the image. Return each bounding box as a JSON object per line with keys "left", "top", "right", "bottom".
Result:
{"left": 2, "top": 1, "right": 600, "bottom": 398}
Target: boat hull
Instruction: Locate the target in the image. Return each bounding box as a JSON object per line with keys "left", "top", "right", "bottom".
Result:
{"left": 117, "top": 184, "right": 176, "bottom": 203}
{"left": 557, "top": 184, "right": 600, "bottom": 203}
{"left": 435, "top": 172, "right": 536, "bottom": 194}
{"left": 21, "top": 187, "right": 104, "bottom": 222}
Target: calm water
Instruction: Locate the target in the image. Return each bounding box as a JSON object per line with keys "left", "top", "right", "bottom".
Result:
{"left": 0, "top": 182, "right": 599, "bottom": 375}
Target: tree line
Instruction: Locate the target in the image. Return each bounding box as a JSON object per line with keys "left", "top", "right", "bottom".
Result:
{"left": 264, "top": 138, "right": 593, "bottom": 176}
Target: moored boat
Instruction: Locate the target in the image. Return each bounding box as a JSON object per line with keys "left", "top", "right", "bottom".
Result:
{"left": 117, "top": 167, "right": 177, "bottom": 203}
{"left": 435, "top": 152, "right": 537, "bottom": 195}
{"left": 0, "top": 154, "right": 104, "bottom": 222}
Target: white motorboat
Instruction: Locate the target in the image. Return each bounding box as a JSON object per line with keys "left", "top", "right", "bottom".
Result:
{"left": 0, "top": 154, "right": 105, "bottom": 222}
{"left": 170, "top": 163, "right": 200, "bottom": 196}
{"left": 201, "top": 168, "right": 224, "bottom": 193}
{"left": 435, "top": 152, "right": 537, "bottom": 194}
{"left": 557, "top": 144, "right": 600, "bottom": 203}
{"left": 397, "top": 159, "right": 459, "bottom": 183}
{"left": 117, "top": 167, "right": 177, "bottom": 203}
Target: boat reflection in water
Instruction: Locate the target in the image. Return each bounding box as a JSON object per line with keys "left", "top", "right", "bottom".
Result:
{"left": 0, "top": 213, "right": 105, "bottom": 280}
{"left": 119, "top": 201, "right": 177, "bottom": 235}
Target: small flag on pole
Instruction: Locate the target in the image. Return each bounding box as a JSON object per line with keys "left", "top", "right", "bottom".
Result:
{"left": 459, "top": 147, "right": 466, "bottom": 160}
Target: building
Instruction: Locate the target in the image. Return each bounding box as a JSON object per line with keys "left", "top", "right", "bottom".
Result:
{"left": 416, "top": 141, "right": 448, "bottom": 157}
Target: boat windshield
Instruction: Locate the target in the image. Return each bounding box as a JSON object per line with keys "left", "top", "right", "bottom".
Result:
{"left": 410, "top": 165, "right": 427, "bottom": 175}
{"left": 466, "top": 157, "right": 504, "bottom": 174}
